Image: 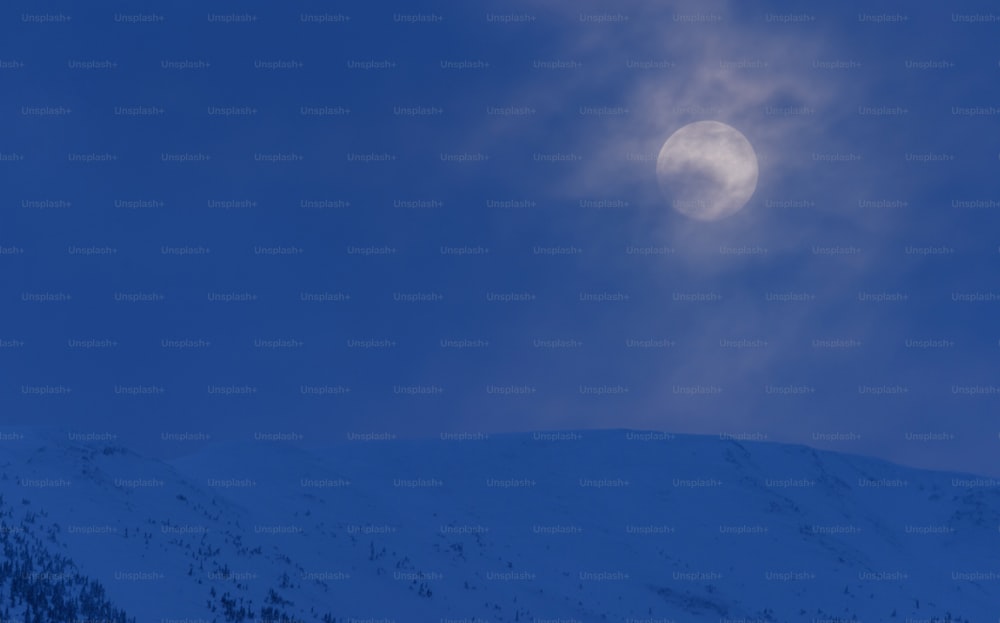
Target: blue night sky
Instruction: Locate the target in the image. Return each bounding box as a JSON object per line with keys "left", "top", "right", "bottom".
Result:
{"left": 1, "top": 0, "right": 999, "bottom": 475}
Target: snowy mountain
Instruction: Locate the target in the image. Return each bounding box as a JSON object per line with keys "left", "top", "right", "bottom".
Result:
{"left": 0, "top": 428, "right": 997, "bottom": 622}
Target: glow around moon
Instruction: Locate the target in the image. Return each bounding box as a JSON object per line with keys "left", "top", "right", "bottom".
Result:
{"left": 656, "top": 121, "right": 759, "bottom": 221}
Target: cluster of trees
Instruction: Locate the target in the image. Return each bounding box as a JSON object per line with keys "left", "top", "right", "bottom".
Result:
{"left": 0, "top": 495, "right": 134, "bottom": 623}
{"left": 205, "top": 584, "right": 338, "bottom": 622}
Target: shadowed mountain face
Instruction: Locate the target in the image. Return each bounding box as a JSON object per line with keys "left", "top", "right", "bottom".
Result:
{"left": 0, "top": 428, "right": 997, "bottom": 622}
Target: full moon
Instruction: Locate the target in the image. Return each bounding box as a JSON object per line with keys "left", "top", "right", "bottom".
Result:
{"left": 656, "top": 121, "right": 759, "bottom": 221}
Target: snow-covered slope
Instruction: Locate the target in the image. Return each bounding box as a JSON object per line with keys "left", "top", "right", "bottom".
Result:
{"left": 0, "top": 428, "right": 997, "bottom": 622}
